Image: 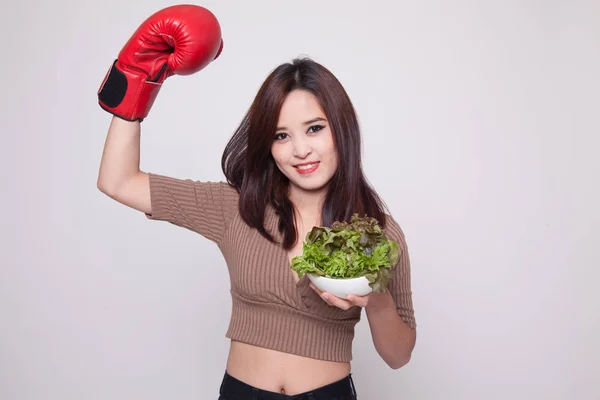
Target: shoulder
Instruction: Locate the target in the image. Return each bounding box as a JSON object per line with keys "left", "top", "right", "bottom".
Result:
{"left": 147, "top": 172, "right": 240, "bottom": 214}
{"left": 180, "top": 175, "right": 240, "bottom": 202}
{"left": 206, "top": 181, "right": 240, "bottom": 212}
{"left": 214, "top": 180, "right": 240, "bottom": 199}
{"left": 149, "top": 173, "right": 237, "bottom": 192}
{"left": 383, "top": 213, "right": 408, "bottom": 249}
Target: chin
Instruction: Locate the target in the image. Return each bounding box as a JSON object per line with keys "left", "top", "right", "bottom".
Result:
{"left": 298, "top": 183, "right": 328, "bottom": 192}
{"left": 289, "top": 178, "right": 333, "bottom": 192}
{"left": 281, "top": 167, "right": 335, "bottom": 193}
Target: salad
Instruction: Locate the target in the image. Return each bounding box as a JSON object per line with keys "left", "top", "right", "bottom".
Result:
{"left": 290, "top": 213, "right": 399, "bottom": 293}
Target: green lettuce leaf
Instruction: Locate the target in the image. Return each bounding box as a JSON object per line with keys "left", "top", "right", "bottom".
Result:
{"left": 290, "top": 213, "right": 399, "bottom": 293}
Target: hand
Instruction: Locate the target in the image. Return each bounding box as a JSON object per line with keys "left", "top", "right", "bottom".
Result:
{"left": 309, "top": 283, "right": 372, "bottom": 310}
{"left": 98, "top": 5, "right": 223, "bottom": 121}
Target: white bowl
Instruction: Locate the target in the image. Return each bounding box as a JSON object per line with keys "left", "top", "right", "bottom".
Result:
{"left": 307, "top": 274, "right": 373, "bottom": 299}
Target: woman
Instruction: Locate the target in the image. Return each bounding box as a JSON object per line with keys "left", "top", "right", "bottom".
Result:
{"left": 97, "top": 5, "right": 416, "bottom": 399}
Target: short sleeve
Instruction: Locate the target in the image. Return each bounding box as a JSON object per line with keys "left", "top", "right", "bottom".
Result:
{"left": 384, "top": 215, "right": 417, "bottom": 329}
{"left": 145, "top": 173, "right": 239, "bottom": 245}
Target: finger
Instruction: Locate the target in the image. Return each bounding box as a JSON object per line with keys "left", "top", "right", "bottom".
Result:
{"left": 346, "top": 294, "right": 368, "bottom": 308}
{"left": 322, "top": 293, "right": 352, "bottom": 310}
{"left": 309, "top": 283, "right": 323, "bottom": 295}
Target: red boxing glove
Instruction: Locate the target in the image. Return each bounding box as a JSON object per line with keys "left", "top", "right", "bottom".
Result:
{"left": 98, "top": 5, "right": 223, "bottom": 121}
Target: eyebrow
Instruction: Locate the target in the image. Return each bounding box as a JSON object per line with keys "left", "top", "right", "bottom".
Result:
{"left": 276, "top": 117, "right": 327, "bottom": 131}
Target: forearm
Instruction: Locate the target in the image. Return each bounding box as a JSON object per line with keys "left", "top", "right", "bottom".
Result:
{"left": 97, "top": 116, "right": 142, "bottom": 193}
{"left": 365, "top": 291, "right": 416, "bottom": 369}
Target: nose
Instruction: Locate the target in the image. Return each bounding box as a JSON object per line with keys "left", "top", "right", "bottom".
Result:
{"left": 293, "top": 136, "right": 312, "bottom": 158}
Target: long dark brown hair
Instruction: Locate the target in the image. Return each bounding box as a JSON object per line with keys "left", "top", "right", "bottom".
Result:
{"left": 221, "top": 57, "right": 388, "bottom": 249}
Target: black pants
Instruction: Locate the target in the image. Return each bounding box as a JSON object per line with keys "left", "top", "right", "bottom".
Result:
{"left": 218, "top": 371, "right": 358, "bottom": 400}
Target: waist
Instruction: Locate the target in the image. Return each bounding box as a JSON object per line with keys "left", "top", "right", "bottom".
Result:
{"left": 225, "top": 293, "right": 358, "bottom": 362}
{"left": 226, "top": 340, "right": 351, "bottom": 394}
{"left": 219, "top": 368, "right": 357, "bottom": 398}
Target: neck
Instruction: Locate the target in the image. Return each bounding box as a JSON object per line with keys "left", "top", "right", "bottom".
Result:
{"left": 288, "top": 186, "right": 327, "bottom": 225}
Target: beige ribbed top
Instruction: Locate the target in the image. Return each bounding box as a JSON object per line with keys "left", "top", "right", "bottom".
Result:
{"left": 145, "top": 173, "right": 416, "bottom": 362}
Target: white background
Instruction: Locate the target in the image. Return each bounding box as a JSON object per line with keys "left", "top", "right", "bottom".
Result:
{"left": 1, "top": 0, "right": 599, "bottom": 399}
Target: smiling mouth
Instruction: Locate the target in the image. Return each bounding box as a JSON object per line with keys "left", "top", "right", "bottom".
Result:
{"left": 295, "top": 162, "right": 319, "bottom": 170}
{"left": 294, "top": 162, "right": 320, "bottom": 174}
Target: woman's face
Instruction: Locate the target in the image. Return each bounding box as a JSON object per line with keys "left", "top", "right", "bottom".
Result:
{"left": 271, "top": 90, "right": 338, "bottom": 199}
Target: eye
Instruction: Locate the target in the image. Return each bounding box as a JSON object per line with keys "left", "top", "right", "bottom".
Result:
{"left": 274, "top": 132, "right": 288, "bottom": 140}
{"left": 307, "top": 125, "right": 325, "bottom": 133}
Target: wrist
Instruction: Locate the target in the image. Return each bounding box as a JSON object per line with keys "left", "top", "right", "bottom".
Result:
{"left": 366, "top": 290, "right": 394, "bottom": 313}
{"left": 98, "top": 61, "right": 163, "bottom": 121}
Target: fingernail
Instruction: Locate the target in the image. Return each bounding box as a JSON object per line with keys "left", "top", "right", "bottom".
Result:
{"left": 322, "top": 294, "right": 329, "bottom": 301}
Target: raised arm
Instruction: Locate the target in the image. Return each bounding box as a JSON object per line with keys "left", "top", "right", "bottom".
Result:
{"left": 97, "top": 117, "right": 150, "bottom": 213}
{"left": 95, "top": 5, "right": 223, "bottom": 214}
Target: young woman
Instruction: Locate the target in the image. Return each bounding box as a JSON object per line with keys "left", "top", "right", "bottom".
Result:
{"left": 96, "top": 5, "right": 416, "bottom": 399}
